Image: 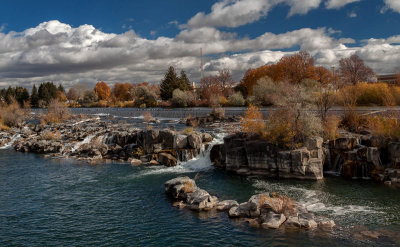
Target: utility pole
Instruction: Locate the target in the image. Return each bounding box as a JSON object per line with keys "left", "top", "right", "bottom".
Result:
{"left": 200, "top": 48, "right": 204, "bottom": 80}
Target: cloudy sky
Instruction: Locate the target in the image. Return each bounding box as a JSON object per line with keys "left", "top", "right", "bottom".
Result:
{"left": 0, "top": 0, "right": 399, "bottom": 89}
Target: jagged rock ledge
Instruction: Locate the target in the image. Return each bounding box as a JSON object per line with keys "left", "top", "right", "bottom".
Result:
{"left": 210, "top": 132, "right": 400, "bottom": 186}
{"left": 165, "top": 177, "right": 335, "bottom": 231}
{"left": 210, "top": 133, "right": 325, "bottom": 180}
{"left": 5, "top": 119, "right": 214, "bottom": 166}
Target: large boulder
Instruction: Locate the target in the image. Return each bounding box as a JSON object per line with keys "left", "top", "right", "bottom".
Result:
{"left": 174, "top": 134, "right": 188, "bottom": 149}
{"left": 187, "top": 133, "right": 202, "bottom": 149}
{"left": 216, "top": 200, "right": 239, "bottom": 211}
{"left": 285, "top": 213, "right": 317, "bottom": 229}
{"left": 305, "top": 137, "right": 323, "bottom": 150}
{"left": 228, "top": 202, "right": 251, "bottom": 218}
{"left": 210, "top": 144, "right": 226, "bottom": 168}
{"left": 165, "top": 177, "right": 197, "bottom": 200}
{"left": 158, "top": 152, "right": 177, "bottom": 167}
{"left": 388, "top": 142, "right": 400, "bottom": 166}
{"left": 329, "top": 137, "right": 357, "bottom": 151}
{"left": 261, "top": 212, "right": 286, "bottom": 229}
{"left": 159, "top": 129, "right": 175, "bottom": 149}
{"left": 139, "top": 129, "right": 160, "bottom": 153}
{"left": 186, "top": 189, "right": 219, "bottom": 211}
{"left": 202, "top": 133, "right": 213, "bottom": 143}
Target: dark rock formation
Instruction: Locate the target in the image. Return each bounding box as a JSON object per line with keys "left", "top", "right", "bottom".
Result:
{"left": 165, "top": 177, "right": 335, "bottom": 231}
{"left": 211, "top": 133, "right": 324, "bottom": 180}
{"left": 10, "top": 119, "right": 213, "bottom": 166}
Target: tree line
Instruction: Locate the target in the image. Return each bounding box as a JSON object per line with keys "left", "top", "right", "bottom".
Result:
{"left": 0, "top": 52, "right": 398, "bottom": 108}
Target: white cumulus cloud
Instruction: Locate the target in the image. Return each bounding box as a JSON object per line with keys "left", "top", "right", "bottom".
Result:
{"left": 187, "top": 0, "right": 322, "bottom": 28}
{"left": 383, "top": 0, "right": 400, "bottom": 13}
{"left": 325, "top": 0, "right": 360, "bottom": 9}
{"left": 0, "top": 20, "right": 399, "bottom": 88}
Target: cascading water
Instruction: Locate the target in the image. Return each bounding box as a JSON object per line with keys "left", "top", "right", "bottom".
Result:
{"left": 126, "top": 132, "right": 226, "bottom": 179}
{"left": 0, "top": 133, "right": 21, "bottom": 150}
{"left": 71, "top": 134, "right": 97, "bottom": 153}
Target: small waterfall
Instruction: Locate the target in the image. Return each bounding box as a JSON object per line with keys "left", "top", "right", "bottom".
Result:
{"left": 325, "top": 153, "right": 342, "bottom": 176}
{"left": 71, "top": 134, "right": 96, "bottom": 153}
{"left": 0, "top": 134, "right": 21, "bottom": 150}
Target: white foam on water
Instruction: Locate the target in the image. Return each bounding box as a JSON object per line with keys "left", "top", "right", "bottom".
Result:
{"left": 72, "top": 118, "right": 100, "bottom": 126}
{"left": 252, "top": 179, "right": 381, "bottom": 217}
{"left": 0, "top": 134, "right": 21, "bottom": 150}
{"left": 71, "top": 134, "right": 96, "bottom": 152}
{"left": 125, "top": 132, "right": 226, "bottom": 179}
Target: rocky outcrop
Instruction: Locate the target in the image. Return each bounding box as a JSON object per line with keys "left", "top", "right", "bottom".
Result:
{"left": 165, "top": 177, "right": 335, "bottom": 231}
{"left": 325, "top": 133, "right": 400, "bottom": 186}
{"left": 11, "top": 119, "right": 213, "bottom": 166}
{"left": 186, "top": 114, "right": 240, "bottom": 127}
{"left": 165, "top": 177, "right": 218, "bottom": 211}
{"left": 210, "top": 133, "right": 324, "bottom": 180}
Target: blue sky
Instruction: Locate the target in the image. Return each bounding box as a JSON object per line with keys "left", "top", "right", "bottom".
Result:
{"left": 0, "top": 0, "right": 399, "bottom": 88}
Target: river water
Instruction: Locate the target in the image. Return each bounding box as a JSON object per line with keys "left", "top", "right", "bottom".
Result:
{"left": 1, "top": 109, "right": 400, "bottom": 246}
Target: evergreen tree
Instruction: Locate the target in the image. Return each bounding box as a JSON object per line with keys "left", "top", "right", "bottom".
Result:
{"left": 38, "top": 82, "right": 58, "bottom": 105}
{"left": 57, "top": 84, "right": 65, "bottom": 93}
{"left": 179, "top": 70, "right": 192, "bottom": 91}
{"left": 5, "top": 86, "right": 15, "bottom": 105}
{"left": 160, "top": 66, "right": 180, "bottom": 100}
{"left": 0, "top": 88, "right": 6, "bottom": 104}
{"left": 31, "top": 85, "right": 39, "bottom": 108}
{"left": 15, "top": 86, "right": 30, "bottom": 107}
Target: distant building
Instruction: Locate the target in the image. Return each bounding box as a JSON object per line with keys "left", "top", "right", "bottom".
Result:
{"left": 377, "top": 74, "right": 399, "bottom": 85}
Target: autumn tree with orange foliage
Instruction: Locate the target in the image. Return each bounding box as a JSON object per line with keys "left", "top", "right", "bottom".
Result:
{"left": 279, "top": 50, "right": 316, "bottom": 84}
{"left": 94, "top": 81, "right": 111, "bottom": 100}
{"left": 113, "top": 83, "right": 133, "bottom": 101}
{"left": 314, "top": 66, "right": 333, "bottom": 85}
{"left": 240, "top": 105, "right": 266, "bottom": 134}
{"left": 237, "top": 51, "right": 317, "bottom": 96}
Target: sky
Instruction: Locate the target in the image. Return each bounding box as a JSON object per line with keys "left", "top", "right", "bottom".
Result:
{"left": 0, "top": 0, "right": 399, "bottom": 89}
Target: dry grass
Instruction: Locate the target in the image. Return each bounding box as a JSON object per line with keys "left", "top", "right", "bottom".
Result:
{"left": 259, "top": 193, "right": 294, "bottom": 215}
{"left": 183, "top": 127, "right": 194, "bottom": 135}
{"left": 183, "top": 179, "right": 195, "bottom": 193}
{"left": 41, "top": 99, "right": 70, "bottom": 125}
{"left": 41, "top": 130, "right": 61, "bottom": 141}
{"left": 340, "top": 110, "right": 366, "bottom": 132}
{"left": 212, "top": 107, "right": 225, "bottom": 119}
{"left": 367, "top": 115, "right": 400, "bottom": 139}
{"left": 143, "top": 111, "right": 152, "bottom": 123}
{"left": 0, "top": 100, "right": 27, "bottom": 127}
{"left": 339, "top": 83, "right": 399, "bottom": 106}
{"left": 240, "top": 105, "right": 266, "bottom": 135}
{"left": 0, "top": 120, "right": 10, "bottom": 131}
{"left": 323, "top": 115, "right": 341, "bottom": 140}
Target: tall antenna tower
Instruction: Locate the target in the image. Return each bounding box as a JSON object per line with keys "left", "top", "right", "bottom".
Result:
{"left": 200, "top": 48, "right": 204, "bottom": 79}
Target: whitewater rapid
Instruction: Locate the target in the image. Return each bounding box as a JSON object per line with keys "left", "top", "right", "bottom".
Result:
{"left": 124, "top": 132, "right": 226, "bottom": 179}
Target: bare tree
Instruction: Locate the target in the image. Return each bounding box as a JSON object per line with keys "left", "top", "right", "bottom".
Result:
{"left": 339, "top": 54, "right": 375, "bottom": 85}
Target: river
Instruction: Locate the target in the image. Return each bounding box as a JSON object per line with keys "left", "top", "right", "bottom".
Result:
{"left": 1, "top": 109, "right": 399, "bottom": 246}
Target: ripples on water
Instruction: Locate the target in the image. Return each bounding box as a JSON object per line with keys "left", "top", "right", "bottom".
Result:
{"left": 1, "top": 111, "right": 400, "bottom": 246}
